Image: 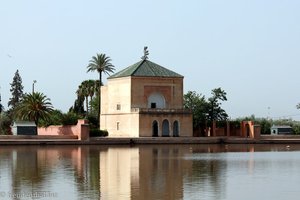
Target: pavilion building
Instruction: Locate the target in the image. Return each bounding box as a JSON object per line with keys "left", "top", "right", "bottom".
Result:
{"left": 100, "top": 52, "right": 193, "bottom": 137}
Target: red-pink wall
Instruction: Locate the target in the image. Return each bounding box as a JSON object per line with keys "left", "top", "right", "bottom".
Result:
{"left": 38, "top": 119, "right": 89, "bottom": 140}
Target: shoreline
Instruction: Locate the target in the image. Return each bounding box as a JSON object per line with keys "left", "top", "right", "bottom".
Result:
{"left": 1, "top": 135, "right": 300, "bottom": 145}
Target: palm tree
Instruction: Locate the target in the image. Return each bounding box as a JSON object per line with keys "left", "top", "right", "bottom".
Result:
{"left": 87, "top": 53, "right": 115, "bottom": 125}
{"left": 14, "top": 92, "right": 54, "bottom": 128}
{"left": 77, "top": 83, "right": 89, "bottom": 115}
{"left": 87, "top": 80, "right": 96, "bottom": 113}
{"left": 76, "top": 80, "right": 98, "bottom": 116}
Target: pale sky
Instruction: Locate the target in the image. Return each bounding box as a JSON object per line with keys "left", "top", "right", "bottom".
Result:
{"left": 1, "top": 0, "right": 300, "bottom": 120}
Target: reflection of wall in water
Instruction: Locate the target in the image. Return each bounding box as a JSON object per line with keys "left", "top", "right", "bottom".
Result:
{"left": 98, "top": 146, "right": 192, "bottom": 200}
{"left": 11, "top": 148, "right": 40, "bottom": 194}
{"left": 100, "top": 147, "right": 139, "bottom": 200}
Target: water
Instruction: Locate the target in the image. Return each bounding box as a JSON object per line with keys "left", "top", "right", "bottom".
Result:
{"left": 0, "top": 144, "right": 300, "bottom": 200}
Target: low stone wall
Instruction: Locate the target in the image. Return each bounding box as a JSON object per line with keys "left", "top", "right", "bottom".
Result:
{"left": 38, "top": 119, "right": 89, "bottom": 140}
{"left": 261, "top": 135, "right": 300, "bottom": 139}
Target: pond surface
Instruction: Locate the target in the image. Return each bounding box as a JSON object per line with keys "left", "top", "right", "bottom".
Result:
{"left": 1, "top": 144, "right": 300, "bottom": 200}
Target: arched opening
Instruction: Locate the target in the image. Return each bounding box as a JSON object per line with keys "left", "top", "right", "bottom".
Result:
{"left": 246, "top": 124, "right": 250, "bottom": 137}
{"left": 173, "top": 121, "right": 179, "bottom": 137}
{"left": 148, "top": 93, "right": 166, "bottom": 109}
{"left": 152, "top": 120, "right": 159, "bottom": 137}
{"left": 162, "top": 119, "right": 169, "bottom": 137}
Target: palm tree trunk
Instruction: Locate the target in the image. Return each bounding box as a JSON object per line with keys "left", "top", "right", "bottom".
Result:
{"left": 98, "top": 72, "right": 102, "bottom": 129}
{"left": 85, "top": 96, "right": 89, "bottom": 116}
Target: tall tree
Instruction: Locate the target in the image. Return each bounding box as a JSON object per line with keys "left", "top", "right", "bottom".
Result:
{"left": 69, "top": 96, "right": 85, "bottom": 116}
{"left": 14, "top": 92, "right": 54, "bottom": 127}
{"left": 87, "top": 53, "right": 115, "bottom": 125}
{"left": 8, "top": 70, "right": 24, "bottom": 110}
{"left": 207, "top": 87, "right": 228, "bottom": 122}
{"left": 184, "top": 88, "right": 228, "bottom": 136}
{"left": 76, "top": 80, "right": 98, "bottom": 116}
{"left": 184, "top": 91, "right": 208, "bottom": 127}
{"left": 184, "top": 91, "right": 208, "bottom": 136}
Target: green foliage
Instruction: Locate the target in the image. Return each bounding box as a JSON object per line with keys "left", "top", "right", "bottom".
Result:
{"left": 292, "top": 122, "right": 300, "bottom": 134}
{"left": 87, "top": 53, "right": 115, "bottom": 77}
{"left": 89, "top": 129, "right": 108, "bottom": 137}
{"left": 76, "top": 80, "right": 100, "bottom": 116}
{"left": 39, "top": 110, "right": 81, "bottom": 126}
{"left": 39, "top": 109, "right": 63, "bottom": 126}
{"left": 207, "top": 87, "right": 228, "bottom": 121}
{"left": 184, "top": 88, "right": 228, "bottom": 131}
{"left": 87, "top": 53, "right": 115, "bottom": 124}
{"left": 184, "top": 91, "right": 207, "bottom": 128}
{"left": 89, "top": 95, "right": 100, "bottom": 116}
{"left": 14, "top": 92, "right": 54, "bottom": 125}
{"left": 87, "top": 113, "right": 99, "bottom": 129}
{"left": 0, "top": 112, "right": 12, "bottom": 135}
{"left": 8, "top": 70, "right": 24, "bottom": 110}
{"left": 229, "top": 120, "right": 241, "bottom": 129}
{"left": 69, "top": 96, "right": 85, "bottom": 116}
{"left": 258, "top": 118, "right": 271, "bottom": 134}
{"left": 61, "top": 112, "right": 80, "bottom": 125}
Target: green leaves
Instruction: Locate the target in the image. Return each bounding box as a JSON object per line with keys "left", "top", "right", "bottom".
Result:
{"left": 87, "top": 53, "right": 115, "bottom": 76}
{"left": 14, "top": 92, "right": 54, "bottom": 125}
{"left": 184, "top": 88, "right": 228, "bottom": 129}
{"left": 87, "top": 53, "right": 115, "bottom": 125}
{"left": 207, "top": 87, "right": 228, "bottom": 121}
{"left": 8, "top": 70, "right": 24, "bottom": 110}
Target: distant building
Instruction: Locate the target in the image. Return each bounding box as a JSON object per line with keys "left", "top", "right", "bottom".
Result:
{"left": 100, "top": 53, "right": 193, "bottom": 137}
{"left": 11, "top": 121, "right": 37, "bottom": 135}
{"left": 270, "top": 125, "right": 292, "bottom": 135}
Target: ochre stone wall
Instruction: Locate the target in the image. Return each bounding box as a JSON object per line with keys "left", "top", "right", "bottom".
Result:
{"left": 101, "top": 113, "right": 139, "bottom": 137}
{"left": 138, "top": 112, "right": 192, "bottom": 137}
{"left": 101, "top": 77, "right": 132, "bottom": 114}
{"left": 131, "top": 77, "right": 183, "bottom": 109}
{"left": 100, "top": 76, "right": 192, "bottom": 137}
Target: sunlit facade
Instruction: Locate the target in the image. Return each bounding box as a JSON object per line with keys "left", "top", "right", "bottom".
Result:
{"left": 100, "top": 58, "right": 193, "bottom": 137}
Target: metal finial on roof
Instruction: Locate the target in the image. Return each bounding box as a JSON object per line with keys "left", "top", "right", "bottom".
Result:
{"left": 141, "top": 46, "right": 149, "bottom": 60}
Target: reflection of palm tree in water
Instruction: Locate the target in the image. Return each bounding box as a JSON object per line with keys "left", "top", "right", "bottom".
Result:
{"left": 73, "top": 147, "right": 100, "bottom": 199}
{"left": 11, "top": 147, "right": 49, "bottom": 195}
{"left": 9, "top": 146, "right": 100, "bottom": 198}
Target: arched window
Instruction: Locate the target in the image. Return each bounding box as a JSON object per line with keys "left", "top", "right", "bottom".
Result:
{"left": 173, "top": 121, "right": 179, "bottom": 137}
{"left": 162, "top": 119, "right": 169, "bottom": 137}
{"left": 152, "top": 120, "right": 159, "bottom": 137}
{"left": 148, "top": 93, "right": 165, "bottom": 109}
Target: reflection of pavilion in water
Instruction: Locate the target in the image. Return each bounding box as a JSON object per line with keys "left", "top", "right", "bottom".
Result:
{"left": 99, "top": 146, "right": 193, "bottom": 200}
{"left": 0, "top": 145, "right": 266, "bottom": 200}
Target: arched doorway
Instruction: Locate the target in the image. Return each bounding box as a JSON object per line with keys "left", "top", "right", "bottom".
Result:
{"left": 152, "top": 120, "right": 159, "bottom": 137}
{"left": 162, "top": 119, "right": 169, "bottom": 137}
{"left": 173, "top": 121, "right": 179, "bottom": 137}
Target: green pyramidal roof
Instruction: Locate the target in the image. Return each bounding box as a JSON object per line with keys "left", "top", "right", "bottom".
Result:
{"left": 108, "top": 59, "right": 183, "bottom": 79}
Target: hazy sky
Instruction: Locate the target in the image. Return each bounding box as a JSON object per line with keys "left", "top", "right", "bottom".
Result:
{"left": 1, "top": 0, "right": 300, "bottom": 120}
